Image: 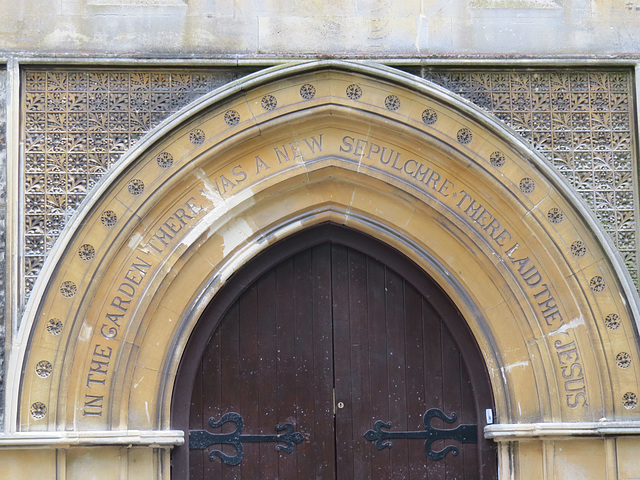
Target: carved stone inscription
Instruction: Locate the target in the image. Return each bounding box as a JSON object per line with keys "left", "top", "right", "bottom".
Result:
{"left": 82, "top": 196, "right": 204, "bottom": 418}
{"left": 337, "top": 133, "right": 587, "bottom": 408}
{"left": 79, "top": 129, "right": 588, "bottom": 420}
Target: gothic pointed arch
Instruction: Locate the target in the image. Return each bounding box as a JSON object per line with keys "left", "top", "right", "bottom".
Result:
{"left": 8, "top": 62, "right": 640, "bottom": 477}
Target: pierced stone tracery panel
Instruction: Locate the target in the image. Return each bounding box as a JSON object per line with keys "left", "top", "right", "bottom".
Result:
{"left": 20, "top": 66, "right": 640, "bottom": 303}
{"left": 420, "top": 69, "right": 639, "bottom": 286}
{"left": 22, "top": 68, "right": 253, "bottom": 299}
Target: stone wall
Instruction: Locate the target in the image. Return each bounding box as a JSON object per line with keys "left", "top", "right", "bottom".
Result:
{"left": 0, "top": 69, "right": 5, "bottom": 427}
{"left": 1, "top": 0, "right": 640, "bottom": 57}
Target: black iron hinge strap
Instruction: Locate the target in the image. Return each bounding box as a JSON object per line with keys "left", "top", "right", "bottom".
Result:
{"left": 189, "top": 412, "right": 304, "bottom": 466}
{"left": 363, "top": 407, "right": 478, "bottom": 461}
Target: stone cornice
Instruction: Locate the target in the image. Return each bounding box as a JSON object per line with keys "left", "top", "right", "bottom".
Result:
{"left": 485, "top": 422, "right": 640, "bottom": 441}
{"left": 0, "top": 430, "right": 184, "bottom": 448}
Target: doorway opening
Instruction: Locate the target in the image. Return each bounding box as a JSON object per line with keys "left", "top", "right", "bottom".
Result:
{"left": 172, "top": 224, "right": 497, "bottom": 479}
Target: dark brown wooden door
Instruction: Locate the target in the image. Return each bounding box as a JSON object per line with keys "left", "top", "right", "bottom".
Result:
{"left": 173, "top": 226, "right": 496, "bottom": 479}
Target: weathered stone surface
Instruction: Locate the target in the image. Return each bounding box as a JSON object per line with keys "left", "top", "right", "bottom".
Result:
{"left": 0, "top": 69, "right": 6, "bottom": 429}
{"left": 1, "top": 0, "right": 640, "bottom": 56}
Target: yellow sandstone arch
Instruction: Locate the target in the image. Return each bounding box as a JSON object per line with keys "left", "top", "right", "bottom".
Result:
{"left": 6, "top": 61, "right": 640, "bottom": 478}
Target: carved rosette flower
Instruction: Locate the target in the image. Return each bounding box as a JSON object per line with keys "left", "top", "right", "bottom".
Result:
{"left": 570, "top": 240, "right": 586, "bottom": 257}
{"left": 30, "top": 402, "right": 47, "bottom": 419}
{"left": 519, "top": 178, "right": 535, "bottom": 194}
{"left": 60, "top": 280, "right": 77, "bottom": 298}
{"left": 35, "top": 360, "right": 53, "bottom": 378}
{"left": 457, "top": 128, "right": 473, "bottom": 144}
{"left": 261, "top": 95, "right": 277, "bottom": 111}
{"left": 46, "top": 318, "right": 63, "bottom": 335}
{"left": 489, "top": 151, "right": 505, "bottom": 167}
{"left": 189, "top": 128, "right": 205, "bottom": 145}
{"left": 157, "top": 151, "right": 174, "bottom": 168}
{"left": 384, "top": 95, "right": 401, "bottom": 111}
{"left": 78, "top": 244, "right": 95, "bottom": 261}
{"left": 346, "top": 84, "right": 362, "bottom": 100}
{"left": 589, "top": 275, "right": 606, "bottom": 293}
{"left": 604, "top": 313, "right": 621, "bottom": 330}
{"left": 421, "top": 109, "right": 438, "bottom": 125}
{"left": 300, "top": 84, "right": 316, "bottom": 100}
{"left": 128, "top": 179, "right": 145, "bottom": 196}
{"left": 616, "top": 352, "right": 631, "bottom": 369}
{"left": 101, "top": 210, "right": 117, "bottom": 227}
{"left": 623, "top": 392, "right": 638, "bottom": 409}
{"left": 547, "top": 208, "right": 564, "bottom": 224}
{"left": 224, "top": 110, "right": 240, "bottom": 126}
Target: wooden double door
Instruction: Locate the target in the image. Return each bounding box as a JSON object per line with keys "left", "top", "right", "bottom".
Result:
{"left": 173, "top": 226, "right": 496, "bottom": 479}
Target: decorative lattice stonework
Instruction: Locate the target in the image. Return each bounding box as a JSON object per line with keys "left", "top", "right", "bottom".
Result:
{"left": 20, "top": 67, "right": 640, "bottom": 303}
{"left": 21, "top": 68, "right": 253, "bottom": 299}
{"left": 420, "top": 69, "right": 639, "bottom": 287}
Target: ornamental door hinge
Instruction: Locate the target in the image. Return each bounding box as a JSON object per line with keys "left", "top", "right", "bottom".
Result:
{"left": 190, "top": 412, "right": 304, "bottom": 466}
{"left": 364, "top": 408, "right": 478, "bottom": 461}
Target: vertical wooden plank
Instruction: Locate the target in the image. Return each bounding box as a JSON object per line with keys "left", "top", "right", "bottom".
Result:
{"left": 332, "top": 244, "right": 354, "bottom": 480}
{"left": 238, "top": 283, "right": 260, "bottom": 480}
{"left": 212, "top": 301, "right": 242, "bottom": 479}
{"left": 309, "top": 243, "right": 336, "bottom": 479}
{"left": 460, "top": 351, "right": 479, "bottom": 479}
{"left": 363, "top": 256, "right": 389, "bottom": 479}
{"left": 277, "top": 247, "right": 307, "bottom": 478}
{"left": 285, "top": 247, "right": 311, "bottom": 479}
{"left": 188, "top": 353, "right": 204, "bottom": 479}
{"left": 441, "top": 324, "right": 465, "bottom": 480}
{"left": 201, "top": 311, "right": 224, "bottom": 479}
{"left": 274, "top": 251, "right": 300, "bottom": 480}
{"left": 251, "top": 257, "right": 287, "bottom": 480}
{"left": 385, "top": 268, "right": 409, "bottom": 479}
{"left": 403, "top": 281, "right": 428, "bottom": 479}
{"left": 422, "top": 298, "right": 445, "bottom": 480}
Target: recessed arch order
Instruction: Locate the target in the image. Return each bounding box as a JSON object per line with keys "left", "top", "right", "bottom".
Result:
{"left": 9, "top": 61, "right": 640, "bottom": 475}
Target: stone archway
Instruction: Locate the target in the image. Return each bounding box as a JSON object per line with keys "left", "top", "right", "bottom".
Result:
{"left": 6, "top": 61, "right": 640, "bottom": 479}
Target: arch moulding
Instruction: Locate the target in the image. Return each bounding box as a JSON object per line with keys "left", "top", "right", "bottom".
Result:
{"left": 5, "top": 61, "right": 640, "bottom": 479}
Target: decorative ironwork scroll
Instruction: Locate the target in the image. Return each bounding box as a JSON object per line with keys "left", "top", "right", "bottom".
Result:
{"left": 363, "top": 408, "right": 477, "bottom": 461}
{"left": 189, "top": 412, "right": 304, "bottom": 466}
